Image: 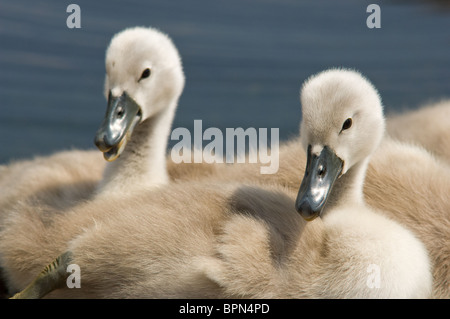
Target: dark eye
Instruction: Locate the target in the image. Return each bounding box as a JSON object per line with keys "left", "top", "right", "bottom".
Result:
{"left": 341, "top": 118, "right": 352, "bottom": 131}
{"left": 139, "top": 68, "right": 151, "bottom": 81}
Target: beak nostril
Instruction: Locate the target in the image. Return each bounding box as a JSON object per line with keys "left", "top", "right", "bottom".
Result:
{"left": 116, "top": 107, "right": 125, "bottom": 119}
{"left": 317, "top": 164, "right": 326, "bottom": 177}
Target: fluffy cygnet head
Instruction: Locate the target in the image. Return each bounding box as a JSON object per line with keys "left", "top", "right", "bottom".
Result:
{"left": 296, "top": 68, "right": 385, "bottom": 220}
{"left": 94, "top": 26, "right": 185, "bottom": 161}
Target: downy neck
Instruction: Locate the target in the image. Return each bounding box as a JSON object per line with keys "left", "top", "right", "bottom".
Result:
{"left": 96, "top": 101, "right": 177, "bottom": 195}
{"left": 321, "top": 158, "right": 369, "bottom": 216}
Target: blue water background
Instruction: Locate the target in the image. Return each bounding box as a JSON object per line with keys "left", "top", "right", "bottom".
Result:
{"left": 0, "top": 0, "right": 449, "bottom": 164}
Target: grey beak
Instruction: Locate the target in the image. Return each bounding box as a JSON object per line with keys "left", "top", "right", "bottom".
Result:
{"left": 295, "top": 145, "right": 344, "bottom": 221}
{"left": 94, "top": 91, "right": 142, "bottom": 161}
